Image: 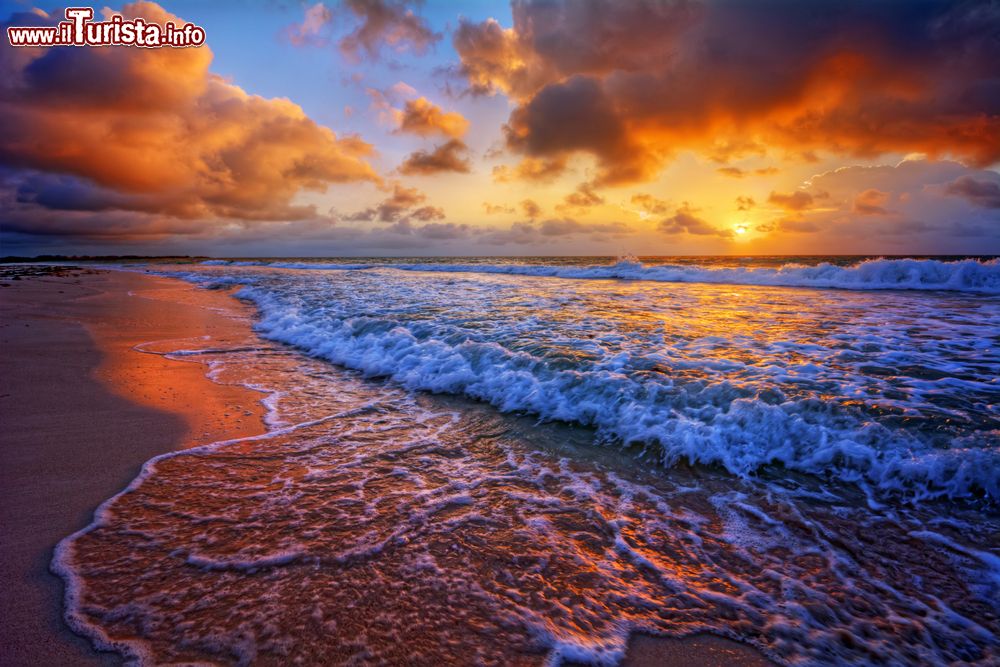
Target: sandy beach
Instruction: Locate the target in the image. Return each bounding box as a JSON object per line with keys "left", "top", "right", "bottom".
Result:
{"left": 0, "top": 267, "right": 779, "bottom": 666}
{"left": 0, "top": 268, "right": 267, "bottom": 665}
{"left": 2, "top": 1, "right": 998, "bottom": 663}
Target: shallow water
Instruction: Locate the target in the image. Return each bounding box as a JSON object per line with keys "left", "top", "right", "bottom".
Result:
{"left": 55, "top": 257, "right": 1000, "bottom": 665}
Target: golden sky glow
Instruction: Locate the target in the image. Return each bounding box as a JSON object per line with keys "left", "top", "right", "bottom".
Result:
{"left": 1, "top": 0, "right": 997, "bottom": 256}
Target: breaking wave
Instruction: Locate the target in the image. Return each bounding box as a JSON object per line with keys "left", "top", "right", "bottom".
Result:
{"left": 201, "top": 257, "right": 1000, "bottom": 294}
{"left": 230, "top": 282, "right": 998, "bottom": 504}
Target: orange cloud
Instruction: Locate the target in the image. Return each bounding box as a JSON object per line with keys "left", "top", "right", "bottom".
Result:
{"left": 853, "top": 189, "right": 891, "bottom": 215}
{"left": 1, "top": 2, "right": 377, "bottom": 235}
{"left": 717, "top": 167, "right": 747, "bottom": 178}
{"left": 520, "top": 199, "right": 542, "bottom": 219}
{"left": 492, "top": 157, "right": 567, "bottom": 183}
{"left": 398, "top": 140, "right": 471, "bottom": 175}
{"left": 777, "top": 218, "right": 821, "bottom": 233}
{"left": 631, "top": 194, "right": 670, "bottom": 216}
{"left": 718, "top": 166, "right": 780, "bottom": 178}
{"left": 658, "top": 204, "right": 733, "bottom": 238}
{"left": 483, "top": 202, "right": 515, "bottom": 215}
{"left": 768, "top": 191, "right": 816, "bottom": 212}
{"left": 557, "top": 183, "right": 604, "bottom": 211}
{"left": 394, "top": 97, "right": 469, "bottom": 138}
{"left": 455, "top": 1, "right": 1000, "bottom": 184}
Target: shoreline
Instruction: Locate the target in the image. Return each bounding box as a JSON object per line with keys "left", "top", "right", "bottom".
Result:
{"left": 0, "top": 268, "right": 267, "bottom": 665}
{"left": 1, "top": 267, "right": 773, "bottom": 666}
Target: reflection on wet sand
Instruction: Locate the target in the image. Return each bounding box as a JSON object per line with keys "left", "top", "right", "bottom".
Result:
{"left": 55, "top": 305, "right": 999, "bottom": 665}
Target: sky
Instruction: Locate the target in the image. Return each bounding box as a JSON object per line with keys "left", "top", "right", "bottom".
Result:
{"left": 0, "top": 0, "right": 998, "bottom": 257}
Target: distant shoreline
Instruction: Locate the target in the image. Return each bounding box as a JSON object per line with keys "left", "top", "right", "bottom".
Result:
{"left": 3, "top": 253, "right": 999, "bottom": 263}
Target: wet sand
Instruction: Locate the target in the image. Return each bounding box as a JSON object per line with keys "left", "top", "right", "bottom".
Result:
{"left": 0, "top": 267, "right": 773, "bottom": 666}
{"left": 0, "top": 268, "right": 267, "bottom": 665}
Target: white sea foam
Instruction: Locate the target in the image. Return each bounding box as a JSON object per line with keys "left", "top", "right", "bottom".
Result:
{"left": 228, "top": 280, "right": 999, "bottom": 504}
{"left": 50, "top": 297, "right": 1000, "bottom": 666}
{"left": 201, "top": 257, "right": 1000, "bottom": 293}
{"left": 159, "top": 257, "right": 1000, "bottom": 505}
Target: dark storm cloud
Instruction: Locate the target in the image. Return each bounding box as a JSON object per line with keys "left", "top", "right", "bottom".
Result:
{"left": 455, "top": 0, "right": 1000, "bottom": 184}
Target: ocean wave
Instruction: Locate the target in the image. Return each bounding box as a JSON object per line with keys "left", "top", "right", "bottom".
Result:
{"left": 50, "top": 300, "right": 1000, "bottom": 666}
{"left": 201, "top": 257, "right": 1000, "bottom": 293}
{"left": 233, "top": 283, "right": 999, "bottom": 504}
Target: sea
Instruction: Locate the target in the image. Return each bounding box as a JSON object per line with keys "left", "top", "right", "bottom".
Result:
{"left": 53, "top": 256, "right": 1000, "bottom": 665}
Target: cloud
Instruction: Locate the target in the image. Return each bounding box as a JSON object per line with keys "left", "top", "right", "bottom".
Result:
{"left": 658, "top": 205, "right": 733, "bottom": 237}
{"left": 341, "top": 183, "right": 439, "bottom": 222}
{"left": 455, "top": 1, "right": 1000, "bottom": 184}
{"left": 557, "top": 183, "right": 604, "bottom": 211}
{"left": 483, "top": 202, "right": 515, "bottom": 215}
{"left": 631, "top": 194, "right": 670, "bottom": 216}
{"left": 409, "top": 205, "right": 445, "bottom": 221}
{"left": 341, "top": 211, "right": 376, "bottom": 222}
{"left": 386, "top": 218, "right": 467, "bottom": 238}
{"left": 394, "top": 97, "right": 469, "bottom": 138}
{"left": 736, "top": 196, "right": 756, "bottom": 211}
{"left": 718, "top": 166, "right": 781, "bottom": 178}
{"left": 479, "top": 217, "right": 633, "bottom": 244}
{"left": 0, "top": 2, "right": 377, "bottom": 241}
{"left": 492, "top": 156, "right": 567, "bottom": 183}
{"left": 945, "top": 176, "right": 1000, "bottom": 209}
{"left": 520, "top": 198, "right": 542, "bottom": 219}
{"left": 853, "top": 188, "right": 891, "bottom": 215}
{"left": 285, "top": 2, "right": 333, "bottom": 47}
{"left": 768, "top": 191, "right": 816, "bottom": 212}
{"left": 538, "top": 217, "right": 628, "bottom": 236}
{"left": 477, "top": 221, "right": 538, "bottom": 245}
{"left": 503, "top": 75, "right": 655, "bottom": 184}
{"left": 415, "top": 221, "right": 468, "bottom": 239}
{"left": 717, "top": 167, "right": 746, "bottom": 178}
{"left": 335, "top": 0, "right": 440, "bottom": 60}
{"left": 398, "top": 139, "right": 472, "bottom": 175}
{"left": 753, "top": 159, "right": 1000, "bottom": 244}
{"left": 777, "top": 218, "right": 820, "bottom": 233}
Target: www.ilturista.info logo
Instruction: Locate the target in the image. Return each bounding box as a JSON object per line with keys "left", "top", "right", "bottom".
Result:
{"left": 7, "top": 7, "right": 206, "bottom": 48}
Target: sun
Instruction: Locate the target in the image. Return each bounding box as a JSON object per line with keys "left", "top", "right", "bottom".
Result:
{"left": 734, "top": 224, "right": 749, "bottom": 235}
